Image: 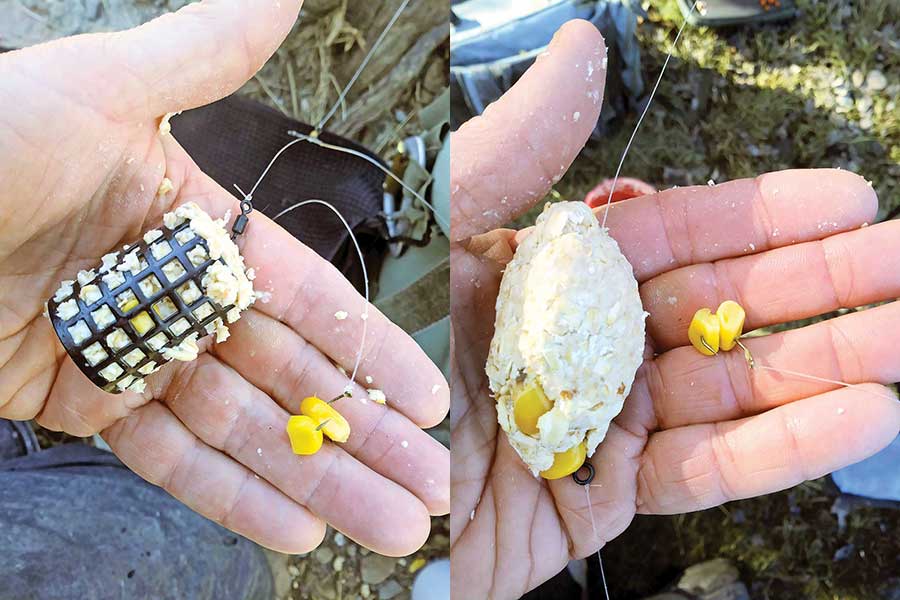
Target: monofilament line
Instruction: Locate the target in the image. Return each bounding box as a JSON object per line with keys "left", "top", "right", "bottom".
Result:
{"left": 315, "top": 0, "right": 411, "bottom": 132}
{"left": 752, "top": 364, "right": 897, "bottom": 401}
{"left": 584, "top": 485, "right": 610, "bottom": 600}
{"left": 601, "top": 1, "right": 698, "bottom": 228}
{"left": 271, "top": 199, "right": 370, "bottom": 388}
{"left": 235, "top": 132, "right": 448, "bottom": 230}
{"left": 287, "top": 131, "right": 450, "bottom": 230}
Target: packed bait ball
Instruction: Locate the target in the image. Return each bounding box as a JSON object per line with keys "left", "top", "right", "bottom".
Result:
{"left": 486, "top": 202, "right": 646, "bottom": 478}
{"left": 46, "top": 202, "right": 257, "bottom": 394}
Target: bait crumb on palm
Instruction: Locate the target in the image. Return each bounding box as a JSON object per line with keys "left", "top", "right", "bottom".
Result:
{"left": 334, "top": 310, "right": 348, "bottom": 320}
{"left": 400, "top": 440, "right": 408, "bottom": 448}
{"left": 365, "top": 375, "right": 373, "bottom": 384}
{"left": 158, "top": 112, "right": 179, "bottom": 136}
{"left": 157, "top": 177, "right": 174, "bottom": 197}
{"left": 367, "top": 389, "right": 386, "bottom": 404}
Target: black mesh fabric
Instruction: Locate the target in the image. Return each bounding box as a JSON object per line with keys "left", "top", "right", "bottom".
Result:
{"left": 170, "top": 95, "right": 387, "bottom": 294}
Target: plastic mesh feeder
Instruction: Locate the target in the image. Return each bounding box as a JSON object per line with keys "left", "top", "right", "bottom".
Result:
{"left": 46, "top": 203, "right": 255, "bottom": 394}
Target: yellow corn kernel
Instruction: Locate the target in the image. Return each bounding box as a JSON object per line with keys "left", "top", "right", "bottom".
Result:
{"left": 688, "top": 308, "right": 720, "bottom": 356}
{"left": 513, "top": 384, "right": 554, "bottom": 436}
{"left": 130, "top": 311, "right": 155, "bottom": 335}
{"left": 716, "top": 300, "right": 745, "bottom": 352}
{"left": 286, "top": 415, "right": 324, "bottom": 455}
{"left": 300, "top": 396, "right": 351, "bottom": 443}
{"left": 540, "top": 442, "right": 587, "bottom": 480}
{"left": 408, "top": 558, "right": 427, "bottom": 574}
{"left": 119, "top": 298, "right": 156, "bottom": 335}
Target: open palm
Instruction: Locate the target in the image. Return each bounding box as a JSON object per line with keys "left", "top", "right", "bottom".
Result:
{"left": 0, "top": 0, "right": 449, "bottom": 556}
{"left": 449, "top": 20, "right": 900, "bottom": 599}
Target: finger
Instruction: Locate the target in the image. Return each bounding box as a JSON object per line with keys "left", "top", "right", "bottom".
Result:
{"left": 0, "top": 319, "right": 64, "bottom": 421}
{"left": 110, "top": 0, "right": 302, "bottom": 116}
{"left": 548, "top": 422, "right": 642, "bottom": 558}
{"left": 158, "top": 354, "right": 431, "bottom": 556}
{"left": 36, "top": 356, "right": 139, "bottom": 436}
{"left": 637, "top": 383, "right": 900, "bottom": 515}
{"left": 642, "top": 219, "right": 900, "bottom": 350}
{"left": 240, "top": 212, "right": 449, "bottom": 427}
{"left": 451, "top": 19, "right": 607, "bottom": 241}
{"left": 103, "top": 401, "right": 326, "bottom": 553}
{"left": 212, "top": 309, "right": 450, "bottom": 515}
{"left": 159, "top": 147, "right": 449, "bottom": 429}
{"left": 599, "top": 169, "right": 877, "bottom": 282}
{"left": 646, "top": 301, "right": 900, "bottom": 429}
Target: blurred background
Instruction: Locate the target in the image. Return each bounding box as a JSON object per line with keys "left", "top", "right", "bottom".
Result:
{"left": 451, "top": 1, "right": 898, "bottom": 599}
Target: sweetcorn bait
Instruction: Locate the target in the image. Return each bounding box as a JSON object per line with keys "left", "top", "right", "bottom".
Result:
{"left": 286, "top": 396, "right": 352, "bottom": 456}
{"left": 486, "top": 202, "right": 647, "bottom": 477}
{"left": 286, "top": 415, "right": 324, "bottom": 455}
{"left": 688, "top": 300, "right": 746, "bottom": 356}
{"left": 46, "top": 202, "right": 257, "bottom": 394}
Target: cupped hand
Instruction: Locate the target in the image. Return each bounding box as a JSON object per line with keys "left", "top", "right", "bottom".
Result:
{"left": 450, "top": 19, "right": 900, "bottom": 598}
{"left": 0, "top": 0, "right": 449, "bottom": 556}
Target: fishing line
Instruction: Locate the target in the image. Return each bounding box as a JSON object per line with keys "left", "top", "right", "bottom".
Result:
{"left": 269, "top": 198, "right": 370, "bottom": 389}
{"left": 600, "top": 0, "right": 698, "bottom": 228}
{"left": 583, "top": 483, "right": 610, "bottom": 600}
{"left": 751, "top": 363, "right": 897, "bottom": 401}
{"left": 577, "top": 8, "right": 700, "bottom": 596}
{"left": 316, "top": 0, "right": 412, "bottom": 132}
{"left": 287, "top": 130, "right": 449, "bottom": 230}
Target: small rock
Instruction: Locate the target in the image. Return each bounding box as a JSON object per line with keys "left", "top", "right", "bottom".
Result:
{"left": 866, "top": 69, "right": 888, "bottom": 91}
{"left": 315, "top": 546, "right": 335, "bottom": 565}
{"left": 834, "top": 543, "right": 855, "bottom": 561}
{"left": 361, "top": 554, "right": 397, "bottom": 585}
{"left": 678, "top": 559, "right": 739, "bottom": 594}
{"left": 361, "top": 584, "right": 372, "bottom": 598}
{"left": 347, "top": 544, "right": 358, "bottom": 558}
{"left": 334, "top": 556, "right": 345, "bottom": 572}
{"left": 313, "top": 578, "right": 337, "bottom": 600}
{"left": 378, "top": 579, "right": 403, "bottom": 600}
{"left": 852, "top": 69, "right": 865, "bottom": 87}
{"left": 701, "top": 582, "right": 751, "bottom": 600}
{"left": 334, "top": 532, "right": 346, "bottom": 547}
{"left": 288, "top": 565, "right": 300, "bottom": 577}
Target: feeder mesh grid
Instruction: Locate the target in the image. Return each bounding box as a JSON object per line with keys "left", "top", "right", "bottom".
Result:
{"left": 47, "top": 222, "right": 235, "bottom": 394}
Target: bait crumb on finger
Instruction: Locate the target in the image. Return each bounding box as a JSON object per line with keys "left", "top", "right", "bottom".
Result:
{"left": 157, "top": 177, "right": 174, "bottom": 197}
{"left": 365, "top": 375, "right": 373, "bottom": 384}
{"left": 334, "top": 310, "right": 348, "bottom": 320}
{"left": 367, "top": 389, "right": 386, "bottom": 404}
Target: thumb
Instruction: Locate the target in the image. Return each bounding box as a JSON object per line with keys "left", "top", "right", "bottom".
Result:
{"left": 450, "top": 19, "right": 607, "bottom": 242}
{"left": 109, "top": 0, "right": 302, "bottom": 117}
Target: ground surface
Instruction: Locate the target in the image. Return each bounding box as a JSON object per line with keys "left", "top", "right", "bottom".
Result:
{"left": 540, "top": 2, "right": 899, "bottom": 599}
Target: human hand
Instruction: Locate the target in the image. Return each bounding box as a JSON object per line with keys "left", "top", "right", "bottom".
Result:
{"left": 0, "top": 0, "right": 449, "bottom": 556}
{"left": 449, "top": 19, "right": 900, "bottom": 598}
